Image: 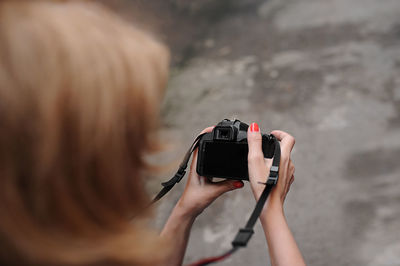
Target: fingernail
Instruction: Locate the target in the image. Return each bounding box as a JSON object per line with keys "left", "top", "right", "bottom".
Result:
{"left": 233, "top": 181, "right": 244, "bottom": 188}
{"left": 250, "top": 123, "right": 259, "bottom": 132}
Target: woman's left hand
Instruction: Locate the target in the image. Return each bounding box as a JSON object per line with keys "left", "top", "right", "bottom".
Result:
{"left": 176, "top": 126, "right": 244, "bottom": 218}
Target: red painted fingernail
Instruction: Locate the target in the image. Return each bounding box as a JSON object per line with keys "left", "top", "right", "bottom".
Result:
{"left": 250, "top": 123, "right": 259, "bottom": 132}
{"left": 233, "top": 181, "right": 244, "bottom": 188}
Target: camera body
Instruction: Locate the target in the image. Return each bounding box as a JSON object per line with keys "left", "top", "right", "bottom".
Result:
{"left": 196, "top": 119, "right": 276, "bottom": 180}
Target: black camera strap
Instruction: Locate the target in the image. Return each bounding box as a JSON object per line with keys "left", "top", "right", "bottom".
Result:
{"left": 231, "top": 137, "right": 280, "bottom": 246}
{"left": 151, "top": 134, "right": 281, "bottom": 266}
{"left": 151, "top": 132, "right": 207, "bottom": 203}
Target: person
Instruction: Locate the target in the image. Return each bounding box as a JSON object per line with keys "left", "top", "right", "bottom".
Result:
{"left": 0, "top": 1, "right": 306, "bottom": 266}
{"left": 161, "top": 125, "right": 305, "bottom": 266}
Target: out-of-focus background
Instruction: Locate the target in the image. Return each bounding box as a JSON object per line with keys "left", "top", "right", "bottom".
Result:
{"left": 102, "top": 0, "right": 400, "bottom": 265}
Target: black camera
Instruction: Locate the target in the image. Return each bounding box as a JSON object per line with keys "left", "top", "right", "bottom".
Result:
{"left": 196, "top": 119, "right": 276, "bottom": 180}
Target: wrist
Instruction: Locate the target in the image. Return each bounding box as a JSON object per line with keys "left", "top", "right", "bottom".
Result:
{"left": 267, "top": 194, "right": 284, "bottom": 210}
{"left": 174, "top": 199, "right": 199, "bottom": 221}
{"left": 161, "top": 202, "right": 196, "bottom": 238}
{"left": 260, "top": 197, "right": 284, "bottom": 223}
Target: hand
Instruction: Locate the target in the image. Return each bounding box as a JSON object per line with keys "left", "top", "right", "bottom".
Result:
{"left": 247, "top": 123, "right": 296, "bottom": 208}
{"left": 176, "top": 127, "right": 245, "bottom": 218}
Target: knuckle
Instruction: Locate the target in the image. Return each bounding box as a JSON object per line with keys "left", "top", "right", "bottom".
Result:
{"left": 249, "top": 133, "right": 262, "bottom": 142}
{"left": 281, "top": 154, "right": 290, "bottom": 164}
{"left": 290, "top": 135, "right": 296, "bottom": 145}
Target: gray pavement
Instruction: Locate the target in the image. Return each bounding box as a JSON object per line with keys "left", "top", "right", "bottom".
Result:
{"left": 149, "top": 0, "right": 400, "bottom": 265}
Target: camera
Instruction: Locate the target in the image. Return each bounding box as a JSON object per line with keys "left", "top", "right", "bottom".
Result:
{"left": 196, "top": 119, "right": 276, "bottom": 180}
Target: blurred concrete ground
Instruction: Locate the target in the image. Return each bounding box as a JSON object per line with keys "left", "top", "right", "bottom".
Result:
{"left": 107, "top": 0, "right": 400, "bottom": 265}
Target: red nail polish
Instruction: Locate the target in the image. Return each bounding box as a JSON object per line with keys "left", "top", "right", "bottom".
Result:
{"left": 250, "top": 123, "right": 259, "bottom": 132}
{"left": 233, "top": 181, "right": 244, "bottom": 188}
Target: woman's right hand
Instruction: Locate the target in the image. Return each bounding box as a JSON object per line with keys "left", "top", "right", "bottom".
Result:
{"left": 247, "top": 123, "right": 296, "bottom": 209}
{"left": 247, "top": 123, "right": 306, "bottom": 266}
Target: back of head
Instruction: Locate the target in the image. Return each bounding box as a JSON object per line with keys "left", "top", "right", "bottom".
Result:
{"left": 0, "top": 1, "right": 170, "bottom": 265}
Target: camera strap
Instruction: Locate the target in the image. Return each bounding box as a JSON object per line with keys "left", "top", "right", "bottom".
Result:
{"left": 231, "top": 136, "right": 280, "bottom": 246}
{"left": 151, "top": 132, "right": 207, "bottom": 203}
{"left": 151, "top": 134, "right": 281, "bottom": 266}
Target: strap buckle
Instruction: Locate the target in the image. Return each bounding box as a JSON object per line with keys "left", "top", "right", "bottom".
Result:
{"left": 174, "top": 168, "right": 186, "bottom": 183}
{"left": 232, "top": 228, "right": 254, "bottom": 247}
{"left": 267, "top": 165, "right": 279, "bottom": 185}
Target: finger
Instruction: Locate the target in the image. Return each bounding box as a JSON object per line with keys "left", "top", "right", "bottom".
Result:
{"left": 271, "top": 130, "right": 295, "bottom": 152}
{"left": 208, "top": 179, "right": 244, "bottom": 196}
{"left": 264, "top": 158, "right": 273, "bottom": 168}
{"left": 289, "top": 160, "right": 295, "bottom": 175}
{"left": 188, "top": 126, "right": 215, "bottom": 185}
{"left": 289, "top": 175, "right": 295, "bottom": 185}
{"left": 263, "top": 158, "right": 273, "bottom": 180}
{"left": 281, "top": 161, "right": 295, "bottom": 189}
{"left": 199, "top": 126, "right": 215, "bottom": 135}
{"left": 248, "top": 123, "right": 263, "bottom": 155}
{"left": 188, "top": 148, "right": 200, "bottom": 185}
{"left": 247, "top": 123, "right": 266, "bottom": 181}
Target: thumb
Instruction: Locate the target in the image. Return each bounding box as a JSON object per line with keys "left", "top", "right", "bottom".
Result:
{"left": 208, "top": 179, "right": 244, "bottom": 196}
{"left": 247, "top": 122, "right": 264, "bottom": 166}
{"left": 247, "top": 122, "right": 269, "bottom": 191}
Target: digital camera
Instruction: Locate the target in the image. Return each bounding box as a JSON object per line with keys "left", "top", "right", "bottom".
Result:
{"left": 196, "top": 119, "right": 276, "bottom": 180}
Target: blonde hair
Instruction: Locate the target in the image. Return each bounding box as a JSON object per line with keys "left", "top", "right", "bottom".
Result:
{"left": 0, "top": 1, "right": 170, "bottom": 265}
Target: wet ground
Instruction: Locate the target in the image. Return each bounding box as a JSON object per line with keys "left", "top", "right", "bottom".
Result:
{"left": 110, "top": 0, "right": 400, "bottom": 265}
